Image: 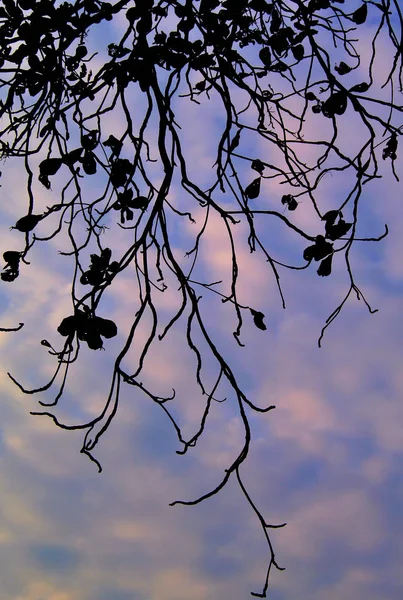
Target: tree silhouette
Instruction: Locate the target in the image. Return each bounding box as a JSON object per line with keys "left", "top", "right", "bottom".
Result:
{"left": 0, "top": 0, "right": 402, "bottom": 595}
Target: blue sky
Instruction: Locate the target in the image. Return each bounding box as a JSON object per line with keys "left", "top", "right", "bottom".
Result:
{"left": 1, "top": 3, "right": 403, "bottom": 599}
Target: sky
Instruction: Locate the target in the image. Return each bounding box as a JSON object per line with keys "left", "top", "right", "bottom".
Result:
{"left": 0, "top": 3, "right": 403, "bottom": 600}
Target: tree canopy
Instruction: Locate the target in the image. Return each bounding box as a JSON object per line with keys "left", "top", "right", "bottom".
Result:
{"left": 0, "top": 0, "right": 402, "bottom": 595}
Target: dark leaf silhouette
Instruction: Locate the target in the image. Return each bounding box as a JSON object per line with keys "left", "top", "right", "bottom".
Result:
{"left": 303, "top": 244, "right": 316, "bottom": 262}
{"left": 57, "top": 315, "right": 77, "bottom": 337}
{"left": 38, "top": 174, "right": 51, "bottom": 189}
{"left": 322, "top": 210, "right": 339, "bottom": 226}
{"left": 39, "top": 158, "right": 62, "bottom": 177}
{"left": 303, "top": 235, "right": 334, "bottom": 262}
{"left": 81, "top": 131, "right": 98, "bottom": 151}
{"left": 322, "top": 91, "right": 348, "bottom": 118}
{"left": 326, "top": 218, "right": 352, "bottom": 241}
{"left": 64, "top": 148, "right": 84, "bottom": 166}
{"left": 82, "top": 151, "right": 97, "bottom": 175}
{"left": 110, "top": 158, "right": 132, "bottom": 188}
{"left": 259, "top": 47, "right": 271, "bottom": 67}
{"left": 228, "top": 130, "right": 241, "bottom": 153}
{"left": 250, "top": 309, "right": 267, "bottom": 331}
{"left": 1, "top": 250, "right": 21, "bottom": 282}
{"left": 81, "top": 248, "right": 118, "bottom": 287}
{"left": 251, "top": 159, "right": 265, "bottom": 174}
{"left": 268, "top": 60, "right": 288, "bottom": 73}
{"left": 351, "top": 3, "right": 368, "bottom": 24}
{"left": 245, "top": 177, "right": 261, "bottom": 199}
{"left": 350, "top": 82, "right": 370, "bottom": 93}
{"left": 57, "top": 310, "right": 117, "bottom": 349}
{"left": 335, "top": 61, "right": 352, "bottom": 75}
{"left": 291, "top": 44, "right": 304, "bottom": 61}
{"left": 323, "top": 211, "right": 352, "bottom": 240}
{"left": 3, "top": 251, "right": 20, "bottom": 265}
{"left": 131, "top": 196, "right": 149, "bottom": 210}
{"left": 104, "top": 135, "right": 122, "bottom": 156}
{"left": 95, "top": 316, "right": 118, "bottom": 338}
{"left": 383, "top": 134, "right": 398, "bottom": 160}
{"left": 317, "top": 253, "right": 333, "bottom": 276}
{"left": 281, "top": 194, "right": 298, "bottom": 211}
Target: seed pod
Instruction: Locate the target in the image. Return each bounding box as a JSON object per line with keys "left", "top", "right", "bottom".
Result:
{"left": 13, "top": 214, "right": 44, "bottom": 232}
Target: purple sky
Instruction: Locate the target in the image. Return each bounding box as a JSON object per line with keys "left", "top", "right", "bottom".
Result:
{"left": 0, "top": 4, "right": 403, "bottom": 600}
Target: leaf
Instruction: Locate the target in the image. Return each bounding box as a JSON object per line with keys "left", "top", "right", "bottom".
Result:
{"left": 103, "top": 134, "right": 123, "bottom": 156}
{"left": 38, "top": 173, "right": 51, "bottom": 189}
{"left": 270, "top": 8, "right": 281, "bottom": 34}
{"left": 3, "top": 251, "right": 20, "bottom": 265}
{"left": 100, "top": 248, "right": 112, "bottom": 264}
{"left": 245, "top": 177, "right": 261, "bottom": 199}
{"left": 313, "top": 235, "right": 334, "bottom": 260}
{"left": 383, "top": 134, "right": 398, "bottom": 160}
{"left": 82, "top": 151, "right": 97, "bottom": 175}
{"left": 1, "top": 249, "right": 20, "bottom": 282}
{"left": 287, "top": 197, "right": 298, "bottom": 211}
{"left": 281, "top": 194, "right": 297, "bottom": 210}
{"left": 251, "top": 159, "right": 265, "bottom": 174}
{"left": 268, "top": 61, "right": 288, "bottom": 73}
{"left": 57, "top": 315, "right": 77, "bottom": 337}
{"left": 309, "top": 0, "right": 331, "bottom": 9}
{"left": 317, "top": 253, "right": 333, "bottom": 276}
{"left": 322, "top": 210, "right": 339, "bottom": 225}
{"left": 75, "top": 44, "right": 88, "bottom": 60}
{"left": 1, "top": 270, "right": 18, "bottom": 282}
{"left": 259, "top": 47, "right": 271, "bottom": 67}
{"left": 228, "top": 130, "right": 241, "bottom": 153}
{"left": 129, "top": 195, "right": 149, "bottom": 210}
{"left": 249, "top": 0, "right": 271, "bottom": 10}
{"left": 95, "top": 317, "right": 118, "bottom": 338}
{"left": 350, "top": 82, "right": 369, "bottom": 93}
{"left": 321, "top": 91, "right": 348, "bottom": 118}
{"left": 126, "top": 6, "right": 141, "bottom": 22}
{"left": 326, "top": 218, "right": 352, "bottom": 240}
{"left": 124, "top": 208, "right": 134, "bottom": 221}
{"left": 39, "top": 157, "right": 62, "bottom": 176}
{"left": 80, "top": 270, "right": 103, "bottom": 286}
{"left": 303, "top": 244, "right": 316, "bottom": 262}
{"left": 250, "top": 309, "right": 267, "bottom": 331}
{"left": 81, "top": 130, "right": 98, "bottom": 151}
{"left": 63, "top": 147, "right": 83, "bottom": 166}
{"left": 85, "top": 331, "right": 103, "bottom": 350}
{"left": 334, "top": 61, "right": 352, "bottom": 75}
{"left": 351, "top": 3, "right": 367, "bottom": 24}
{"left": 304, "top": 235, "right": 334, "bottom": 261}
{"left": 18, "top": 0, "right": 36, "bottom": 8}
{"left": 291, "top": 44, "right": 304, "bottom": 61}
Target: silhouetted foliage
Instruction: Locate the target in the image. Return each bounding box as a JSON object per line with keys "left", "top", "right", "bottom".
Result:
{"left": 0, "top": 0, "right": 402, "bottom": 595}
